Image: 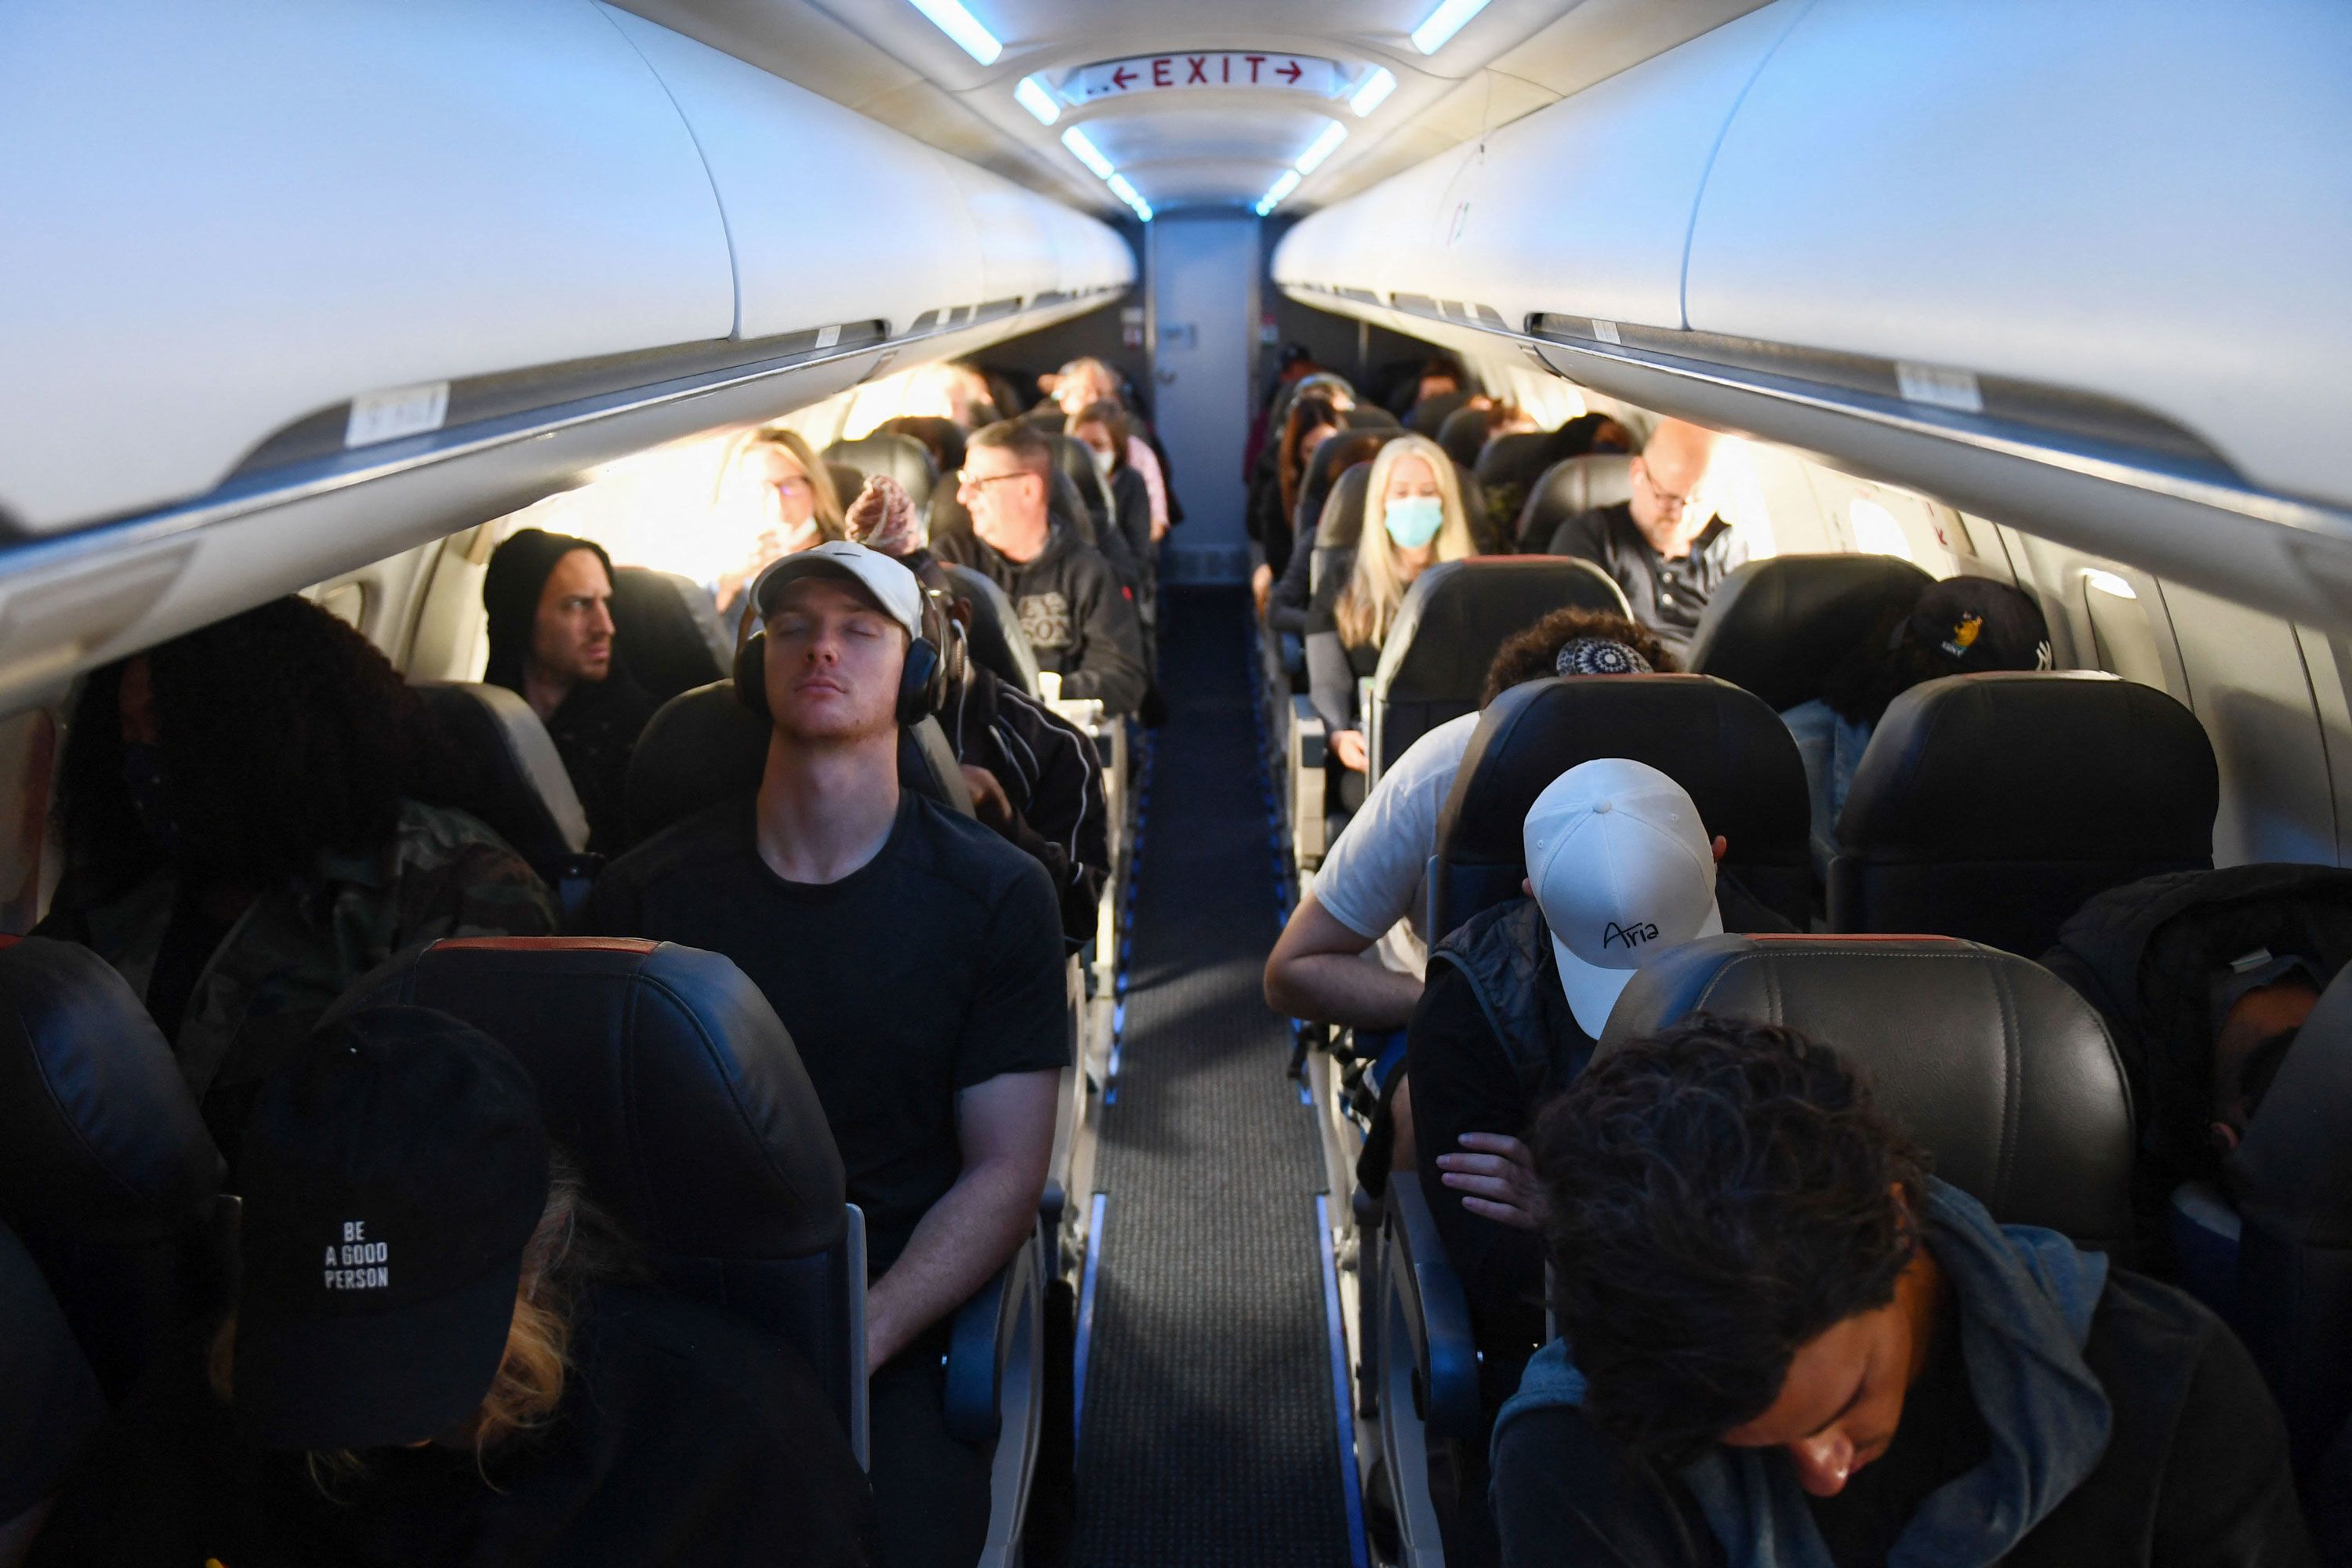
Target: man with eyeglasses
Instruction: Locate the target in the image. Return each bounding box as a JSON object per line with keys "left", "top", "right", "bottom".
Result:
{"left": 1544, "top": 417, "right": 1739, "bottom": 655}
{"left": 947, "top": 419, "right": 1148, "bottom": 716}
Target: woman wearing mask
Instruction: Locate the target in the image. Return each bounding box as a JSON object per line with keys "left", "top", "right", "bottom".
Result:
{"left": 711, "top": 429, "right": 846, "bottom": 625}
{"left": 1305, "top": 434, "right": 1477, "bottom": 808}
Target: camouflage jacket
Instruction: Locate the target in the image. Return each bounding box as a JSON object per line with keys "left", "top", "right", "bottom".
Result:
{"left": 38, "top": 800, "right": 556, "bottom": 1123}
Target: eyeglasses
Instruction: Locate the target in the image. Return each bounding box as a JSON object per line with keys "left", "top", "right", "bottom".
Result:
{"left": 1639, "top": 466, "right": 1694, "bottom": 515}
{"left": 770, "top": 476, "right": 813, "bottom": 498}
{"left": 958, "top": 470, "right": 1033, "bottom": 493}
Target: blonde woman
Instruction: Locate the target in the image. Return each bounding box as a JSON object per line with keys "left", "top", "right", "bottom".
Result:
{"left": 713, "top": 427, "right": 847, "bottom": 623}
{"left": 1305, "top": 433, "right": 1477, "bottom": 801}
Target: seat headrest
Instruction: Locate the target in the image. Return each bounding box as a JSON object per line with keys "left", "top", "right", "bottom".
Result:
{"left": 1686, "top": 554, "right": 1936, "bottom": 712}
{"left": 1373, "top": 559, "right": 1632, "bottom": 705}
{"left": 608, "top": 568, "right": 728, "bottom": 706}
{"left": 942, "top": 564, "right": 1043, "bottom": 698}
{"left": 1519, "top": 453, "right": 1633, "bottom": 549}
{"left": 1405, "top": 390, "right": 1473, "bottom": 436}
{"left": 1343, "top": 405, "right": 1399, "bottom": 430}
{"left": 822, "top": 432, "right": 938, "bottom": 514}
{"left": 625, "top": 683, "right": 972, "bottom": 842}
{"left": 2236, "top": 958, "right": 2352, "bottom": 1249}
{"left": 1313, "top": 463, "right": 1376, "bottom": 553}
{"left": 0, "top": 938, "right": 222, "bottom": 1243}
{"left": 824, "top": 462, "right": 866, "bottom": 508}
{"left": 1432, "top": 675, "right": 1813, "bottom": 937}
{"left": 1601, "top": 935, "right": 2137, "bottom": 1250}
{"left": 339, "top": 939, "right": 844, "bottom": 1258}
{"left": 1840, "top": 672, "right": 2217, "bottom": 862}
{"left": 412, "top": 682, "right": 588, "bottom": 872}
{"left": 1436, "top": 405, "right": 1494, "bottom": 469}
{"left": 879, "top": 416, "right": 966, "bottom": 476}
{"left": 1473, "top": 430, "right": 1553, "bottom": 494}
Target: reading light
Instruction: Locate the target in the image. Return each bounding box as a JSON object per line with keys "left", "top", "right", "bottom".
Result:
{"left": 1348, "top": 67, "right": 1397, "bottom": 117}
{"left": 1255, "top": 168, "right": 1303, "bottom": 216}
{"left": 903, "top": 0, "right": 1002, "bottom": 64}
{"left": 2085, "top": 569, "right": 2138, "bottom": 601}
{"left": 1014, "top": 75, "right": 1061, "bottom": 125}
{"left": 1061, "top": 126, "right": 1116, "bottom": 180}
{"left": 1294, "top": 120, "right": 1348, "bottom": 176}
{"left": 1410, "top": 0, "right": 1493, "bottom": 54}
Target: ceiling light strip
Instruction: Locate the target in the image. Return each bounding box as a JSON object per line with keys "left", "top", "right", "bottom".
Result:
{"left": 1060, "top": 125, "right": 1116, "bottom": 180}
{"left": 903, "top": 0, "right": 1003, "bottom": 65}
{"left": 1294, "top": 120, "right": 1349, "bottom": 175}
{"left": 1255, "top": 168, "right": 1303, "bottom": 216}
{"left": 1410, "top": 0, "right": 1493, "bottom": 55}
{"left": 1348, "top": 67, "right": 1397, "bottom": 117}
{"left": 1014, "top": 75, "right": 1061, "bottom": 125}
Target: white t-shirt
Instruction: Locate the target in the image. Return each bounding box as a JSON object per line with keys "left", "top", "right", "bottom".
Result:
{"left": 1311, "top": 711, "right": 1482, "bottom": 978}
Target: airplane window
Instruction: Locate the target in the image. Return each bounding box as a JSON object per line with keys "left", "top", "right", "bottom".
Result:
{"left": 1848, "top": 497, "right": 1915, "bottom": 562}
{"left": 2082, "top": 567, "right": 2169, "bottom": 688}
{"left": 1701, "top": 435, "right": 1778, "bottom": 560}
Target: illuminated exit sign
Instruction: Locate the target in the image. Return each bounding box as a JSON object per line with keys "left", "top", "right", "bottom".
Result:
{"left": 1068, "top": 53, "right": 1341, "bottom": 100}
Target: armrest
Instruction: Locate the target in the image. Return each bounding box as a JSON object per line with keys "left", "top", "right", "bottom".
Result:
{"left": 1381, "top": 1172, "right": 1483, "bottom": 1443}
{"left": 553, "top": 852, "right": 604, "bottom": 920}
{"left": 944, "top": 1229, "right": 1043, "bottom": 1444}
{"left": 1289, "top": 695, "right": 1327, "bottom": 866}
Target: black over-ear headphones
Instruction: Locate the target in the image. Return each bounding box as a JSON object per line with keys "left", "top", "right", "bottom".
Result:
{"left": 735, "top": 583, "right": 948, "bottom": 727}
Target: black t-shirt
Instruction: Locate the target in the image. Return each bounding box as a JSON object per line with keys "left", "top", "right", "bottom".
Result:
{"left": 1804, "top": 1296, "right": 1987, "bottom": 1563}
{"left": 27, "top": 1285, "right": 877, "bottom": 1568}
{"left": 583, "top": 790, "right": 1069, "bottom": 1267}
{"left": 545, "top": 671, "right": 658, "bottom": 855}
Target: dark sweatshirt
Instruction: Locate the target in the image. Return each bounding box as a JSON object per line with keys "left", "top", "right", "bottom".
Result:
{"left": 1547, "top": 503, "right": 1745, "bottom": 653}
{"left": 943, "top": 661, "right": 1111, "bottom": 949}
{"left": 950, "top": 524, "right": 1148, "bottom": 715}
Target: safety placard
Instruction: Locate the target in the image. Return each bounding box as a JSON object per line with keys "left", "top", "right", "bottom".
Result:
{"left": 1068, "top": 53, "right": 1340, "bottom": 101}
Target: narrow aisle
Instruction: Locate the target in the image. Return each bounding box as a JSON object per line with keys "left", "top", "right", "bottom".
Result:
{"left": 1073, "top": 588, "right": 1358, "bottom": 1568}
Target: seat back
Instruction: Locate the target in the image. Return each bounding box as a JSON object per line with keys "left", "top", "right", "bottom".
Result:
{"left": 1367, "top": 558, "right": 1632, "bottom": 782}
{"left": 1436, "top": 405, "right": 1493, "bottom": 469}
{"left": 608, "top": 567, "right": 727, "bottom": 706}
{"left": 1519, "top": 453, "right": 1634, "bottom": 550}
{"left": 1308, "top": 462, "right": 1377, "bottom": 592}
{"left": 1831, "top": 673, "right": 2218, "bottom": 954}
{"left": 1343, "top": 405, "right": 1399, "bottom": 430}
{"left": 1600, "top": 935, "right": 2137, "bottom": 1253}
{"left": 0, "top": 1218, "right": 104, "bottom": 1551}
{"left": 824, "top": 431, "right": 938, "bottom": 517}
{"left": 2233, "top": 963, "right": 2352, "bottom": 1470}
{"left": 1472, "top": 430, "right": 1553, "bottom": 497}
{"left": 411, "top": 681, "right": 590, "bottom": 878}
{"left": 336, "top": 938, "right": 865, "bottom": 1449}
{"left": 625, "top": 683, "right": 974, "bottom": 842}
{"left": 1687, "top": 554, "right": 1935, "bottom": 712}
{"left": 1431, "top": 676, "right": 1813, "bottom": 939}
{"left": 0, "top": 937, "right": 232, "bottom": 1399}
{"left": 942, "top": 564, "right": 1044, "bottom": 698}
{"left": 880, "top": 416, "right": 967, "bottom": 477}
{"left": 1405, "top": 389, "right": 1473, "bottom": 437}
{"left": 1049, "top": 434, "right": 1111, "bottom": 535}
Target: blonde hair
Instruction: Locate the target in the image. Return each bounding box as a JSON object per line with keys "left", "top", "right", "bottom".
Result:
{"left": 210, "top": 1155, "right": 623, "bottom": 1491}
{"left": 728, "top": 427, "right": 847, "bottom": 541}
{"left": 1335, "top": 434, "right": 1475, "bottom": 648}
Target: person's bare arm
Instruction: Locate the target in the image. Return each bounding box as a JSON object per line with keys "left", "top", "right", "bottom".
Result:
{"left": 866, "top": 1069, "right": 1060, "bottom": 1369}
{"left": 1263, "top": 892, "right": 1424, "bottom": 1033}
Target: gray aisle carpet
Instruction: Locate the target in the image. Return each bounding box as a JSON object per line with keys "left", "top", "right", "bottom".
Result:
{"left": 1072, "top": 586, "right": 1357, "bottom": 1568}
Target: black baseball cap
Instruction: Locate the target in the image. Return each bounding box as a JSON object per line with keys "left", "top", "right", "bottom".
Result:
{"left": 233, "top": 1006, "right": 550, "bottom": 1450}
{"left": 1898, "top": 577, "right": 2051, "bottom": 673}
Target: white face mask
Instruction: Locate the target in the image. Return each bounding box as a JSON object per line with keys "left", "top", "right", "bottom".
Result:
{"left": 1089, "top": 447, "right": 1116, "bottom": 477}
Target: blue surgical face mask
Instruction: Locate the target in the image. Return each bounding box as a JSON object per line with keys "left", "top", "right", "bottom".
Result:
{"left": 1383, "top": 495, "right": 1445, "bottom": 550}
{"left": 121, "top": 740, "right": 183, "bottom": 858}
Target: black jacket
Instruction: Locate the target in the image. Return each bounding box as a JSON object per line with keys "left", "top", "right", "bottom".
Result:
{"left": 944, "top": 662, "right": 1110, "bottom": 949}
{"left": 953, "top": 524, "right": 1148, "bottom": 716}
{"left": 1547, "top": 503, "right": 1744, "bottom": 652}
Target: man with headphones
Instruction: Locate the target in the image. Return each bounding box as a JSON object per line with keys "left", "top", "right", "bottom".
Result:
{"left": 583, "top": 539, "right": 1068, "bottom": 1568}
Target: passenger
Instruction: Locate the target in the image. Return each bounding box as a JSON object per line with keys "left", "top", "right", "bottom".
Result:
{"left": 1069, "top": 398, "right": 1157, "bottom": 604}
{"left": 946, "top": 420, "right": 1149, "bottom": 716}
{"left": 1047, "top": 357, "right": 1168, "bottom": 539}
{"left": 481, "top": 529, "right": 657, "bottom": 855}
{"left": 1251, "top": 394, "right": 1348, "bottom": 609}
{"left": 845, "top": 475, "right": 1112, "bottom": 949}
{"left": 1267, "top": 427, "right": 1388, "bottom": 637}
{"left": 712, "top": 428, "right": 848, "bottom": 626}
{"left": 581, "top": 540, "right": 1068, "bottom": 1568}
{"left": 1491, "top": 1018, "right": 2314, "bottom": 1568}
{"left": 1242, "top": 343, "right": 1324, "bottom": 481}
{"left": 1545, "top": 417, "right": 1737, "bottom": 652}
{"left": 36, "top": 597, "right": 555, "bottom": 1157}
{"left": 2040, "top": 863, "right": 2352, "bottom": 1205}
{"left": 1482, "top": 412, "right": 1635, "bottom": 547}
{"left": 907, "top": 361, "right": 1001, "bottom": 432}
{"left": 1387, "top": 355, "right": 1465, "bottom": 419}
{"left": 27, "top": 1005, "right": 875, "bottom": 1567}
{"left": 1780, "top": 576, "right": 2051, "bottom": 875}
{"left": 1306, "top": 433, "right": 1478, "bottom": 806}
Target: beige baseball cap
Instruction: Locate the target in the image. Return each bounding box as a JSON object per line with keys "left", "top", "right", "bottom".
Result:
{"left": 1523, "top": 757, "right": 1722, "bottom": 1037}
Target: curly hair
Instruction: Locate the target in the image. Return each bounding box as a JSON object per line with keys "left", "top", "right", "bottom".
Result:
{"left": 1530, "top": 1015, "right": 1929, "bottom": 1461}
{"left": 1479, "top": 608, "right": 1680, "bottom": 706}
{"left": 58, "top": 597, "right": 471, "bottom": 891}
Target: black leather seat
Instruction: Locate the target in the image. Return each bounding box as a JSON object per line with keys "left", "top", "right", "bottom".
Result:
{"left": 1520, "top": 453, "right": 1633, "bottom": 552}
{"left": 1436, "top": 405, "right": 1494, "bottom": 469}
{"left": 880, "top": 416, "right": 966, "bottom": 477}
{"left": 1687, "top": 554, "right": 1935, "bottom": 712}
{"left": 1472, "top": 430, "right": 1553, "bottom": 499}
{"left": 2, "top": 1217, "right": 103, "bottom": 1553}
{"left": 824, "top": 431, "right": 938, "bottom": 517}
{"left": 1049, "top": 434, "right": 1110, "bottom": 537}
{"left": 626, "top": 684, "right": 973, "bottom": 843}
{"left": 331, "top": 938, "right": 865, "bottom": 1450}
{"left": 1405, "top": 389, "right": 1474, "bottom": 437}
{"left": 1366, "top": 558, "right": 1630, "bottom": 784}
{"left": 1342, "top": 405, "right": 1399, "bottom": 430}
{"left": 608, "top": 567, "right": 727, "bottom": 706}
{"left": 825, "top": 460, "right": 866, "bottom": 509}
{"left": 1601, "top": 934, "right": 2138, "bottom": 1254}
{"left": 1831, "top": 672, "right": 2219, "bottom": 955}
{"left": 0, "top": 936, "right": 233, "bottom": 1400}
{"left": 411, "top": 681, "right": 596, "bottom": 905}
{"left": 2227, "top": 962, "right": 2352, "bottom": 1473}
{"left": 1431, "top": 675, "right": 1815, "bottom": 939}
{"left": 942, "top": 563, "right": 1043, "bottom": 698}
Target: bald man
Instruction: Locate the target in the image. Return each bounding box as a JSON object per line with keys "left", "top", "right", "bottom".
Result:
{"left": 1545, "top": 418, "right": 1741, "bottom": 653}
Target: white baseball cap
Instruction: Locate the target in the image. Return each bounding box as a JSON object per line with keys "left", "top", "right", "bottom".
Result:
{"left": 750, "top": 539, "right": 924, "bottom": 641}
{"left": 1523, "top": 757, "right": 1722, "bottom": 1037}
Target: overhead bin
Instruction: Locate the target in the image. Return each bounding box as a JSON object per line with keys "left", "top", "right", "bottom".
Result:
{"left": 1272, "top": 0, "right": 2352, "bottom": 637}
